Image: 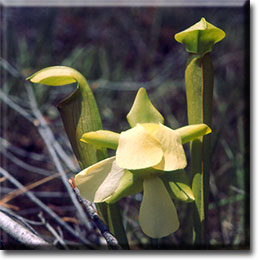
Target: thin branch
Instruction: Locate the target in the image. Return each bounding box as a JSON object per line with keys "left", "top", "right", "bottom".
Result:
{"left": 0, "top": 57, "right": 21, "bottom": 78}
{"left": 33, "top": 118, "right": 78, "bottom": 172}
{"left": 0, "top": 206, "right": 44, "bottom": 235}
{"left": 0, "top": 173, "right": 60, "bottom": 205}
{"left": 0, "top": 148, "right": 52, "bottom": 176}
{"left": 0, "top": 136, "right": 47, "bottom": 162}
{"left": 38, "top": 212, "right": 69, "bottom": 250}
{"left": 0, "top": 203, "right": 19, "bottom": 211}
{"left": 0, "top": 89, "right": 77, "bottom": 173}
{"left": 0, "top": 89, "right": 34, "bottom": 123}
{"left": 0, "top": 211, "right": 54, "bottom": 249}
{"left": 0, "top": 166, "right": 94, "bottom": 248}
{"left": 53, "top": 141, "right": 79, "bottom": 172}
{"left": 25, "top": 84, "right": 92, "bottom": 231}
{"left": 69, "top": 178, "right": 121, "bottom": 250}
{"left": 1, "top": 187, "right": 69, "bottom": 199}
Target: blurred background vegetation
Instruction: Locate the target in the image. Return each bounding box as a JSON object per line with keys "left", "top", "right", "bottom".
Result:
{"left": 0, "top": 3, "right": 249, "bottom": 249}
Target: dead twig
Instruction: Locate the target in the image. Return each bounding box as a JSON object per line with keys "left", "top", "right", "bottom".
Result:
{"left": 0, "top": 89, "right": 35, "bottom": 123}
{"left": 0, "top": 173, "right": 60, "bottom": 205}
{"left": 0, "top": 205, "right": 44, "bottom": 235}
{"left": 69, "top": 178, "right": 121, "bottom": 250}
{"left": 0, "top": 166, "right": 94, "bottom": 248}
{"left": 0, "top": 136, "right": 47, "bottom": 162}
{"left": 25, "top": 84, "right": 92, "bottom": 231}
{"left": 38, "top": 212, "right": 69, "bottom": 249}
{"left": 0, "top": 148, "right": 52, "bottom": 177}
{"left": 1, "top": 187, "right": 69, "bottom": 199}
{"left": 0, "top": 88, "right": 77, "bottom": 172}
{"left": 0, "top": 211, "right": 54, "bottom": 249}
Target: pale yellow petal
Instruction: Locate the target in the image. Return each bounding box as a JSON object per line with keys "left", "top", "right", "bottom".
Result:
{"left": 74, "top": 157, "right": 125, "bottom": 203}
{"left": 152, "top": 124, "right": 187, "bottom": 171}
{"left": 139, "top": 177, "right": 180, "bottom": 238}
{"left": 140, "top": 123, "right": 160, "bottom": 135}
{"left": 116, "top": 124, "right": 163, "bottom": 170}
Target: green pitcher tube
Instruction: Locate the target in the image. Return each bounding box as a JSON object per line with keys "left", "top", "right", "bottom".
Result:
{"left": 175, "top": 18, "right": 225, "bottom": 244}
{"left": 27, "top": 66, "right": 129, "bottom": 249}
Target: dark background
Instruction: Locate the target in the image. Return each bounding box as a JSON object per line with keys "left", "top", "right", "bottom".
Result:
{"left": 0, "top": 3, "right": 250, "bottom": 249}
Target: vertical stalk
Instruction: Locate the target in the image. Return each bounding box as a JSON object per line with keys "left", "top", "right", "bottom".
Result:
{"left": 175, "top": 18, "right": 225, "bottom": 245}
{"left": 185, "top": 54, "right": 213, "bottom": 244}
{"left": 106, "top": 204, "right": 130, "bottom": 249}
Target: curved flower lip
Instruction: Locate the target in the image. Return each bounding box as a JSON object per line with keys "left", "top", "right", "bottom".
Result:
{"left": 139, "top": 177, "right": 180, "bottom": 238}
{"left": 74, "top": 156, "right": 126, "bottom": 203}
{"left": 116, "top": 123, "right": 187, "bottom": 172}
{"left": 26, "top": 66, "right": 78, "bottom": 86}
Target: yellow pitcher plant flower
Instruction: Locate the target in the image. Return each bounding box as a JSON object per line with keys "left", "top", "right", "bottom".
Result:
{"left": 74, "top": 88, "right": 211, "bottom": 238}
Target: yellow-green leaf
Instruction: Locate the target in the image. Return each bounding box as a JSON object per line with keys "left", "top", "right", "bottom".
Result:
{"left": 139, "top": 177, "right": 180, "bottom": 238}
{"left": 127, "top": 88, "right": 164, "bottom": 127}
{"left": 27, "top": 66, "right": 79, "bottom": 86}
{"left": 27, "top": 66, "right": 107, "bottom": 169}
{"left": 175, "top": 124, "right": 211, "bottom": 144}
{"left": 81, "top": 130, "right": 119, "bottom": 150}
{"left": 161, "top": 170, "right": 195, "bottom": 202}
{"left": 116, "top": 124, "right": 163, "bottom": 170}
{"left": 175, "top": 17, "right": 225, "bottom": 56}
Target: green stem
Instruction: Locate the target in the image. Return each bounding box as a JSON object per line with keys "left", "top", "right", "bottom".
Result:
{"left": 106, "top": 204, "right": 130, "bottom": 249}
{"left": 185, "top": 53, "right": 213, "bottom": 245}
{"left": 175, "top": 17, "right": 224, "bottom": 246}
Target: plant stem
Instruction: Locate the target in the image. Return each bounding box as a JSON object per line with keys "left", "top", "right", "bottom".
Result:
{"left": 175, "top": 17, "right": 225, "bottom": 246}
{"left": 106, "top": 204, "right": 130, "bottom": 249}
{"left": 185, "top": 53, "right": 214, "bottom": 245}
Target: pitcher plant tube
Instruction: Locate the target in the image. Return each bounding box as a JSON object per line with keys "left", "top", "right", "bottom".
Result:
{"left": 175, "top": 17, "right": 225, "bottom": 243}
{"left": 27, "top": 66, "right": 129, "bottom": 248}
